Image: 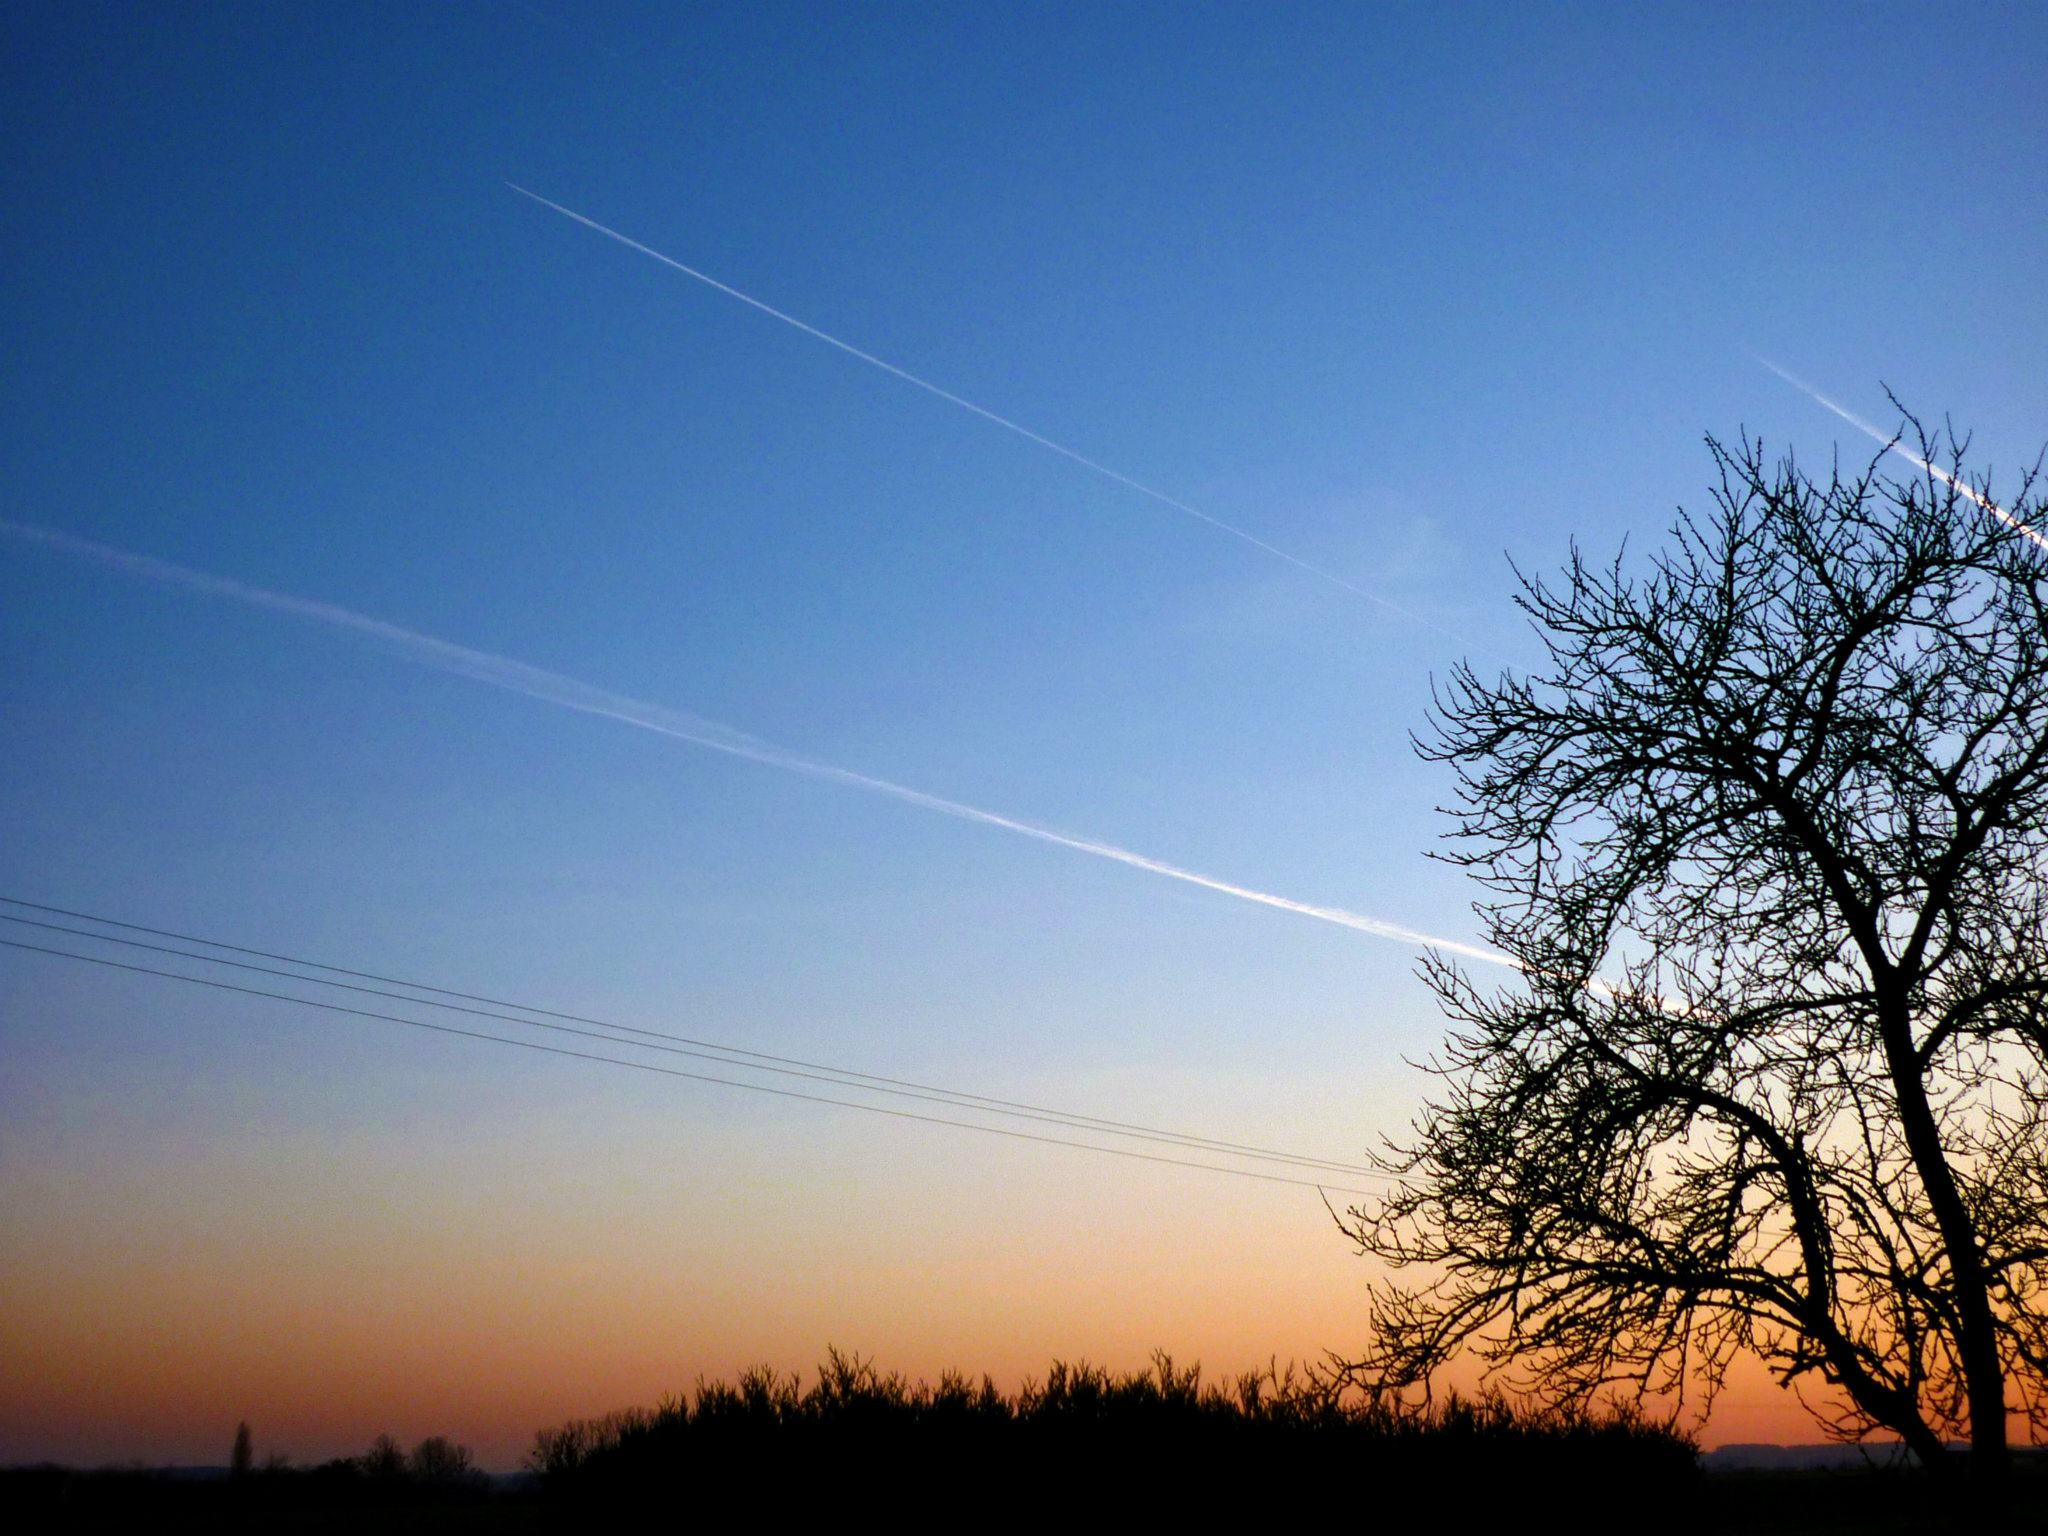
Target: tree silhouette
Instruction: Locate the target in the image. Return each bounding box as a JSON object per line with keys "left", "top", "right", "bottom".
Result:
{"left": 409, "top": 1435, "right": 476, "bottom": 1483}
{"left": 362, "top": 1433, "right": 406, "bottom": 1479}
{"left": 1339, "top": 417, "right": 2048, "bottom": 1495}
{"left": 230, "top": 1420, "right": 252, "bottom": 1478}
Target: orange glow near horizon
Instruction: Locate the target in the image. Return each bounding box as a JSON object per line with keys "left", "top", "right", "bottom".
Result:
{"left": 0, "top": 1116, "right": 1841, "bottom": 1471}
{"left": 1, "top": 1279, "right": 1836, "bottom": 1472}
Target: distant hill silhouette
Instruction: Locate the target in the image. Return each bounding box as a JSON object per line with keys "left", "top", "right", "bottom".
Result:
{"left": 1705, "top": 1442, "right": 1917, "bottom": 1473}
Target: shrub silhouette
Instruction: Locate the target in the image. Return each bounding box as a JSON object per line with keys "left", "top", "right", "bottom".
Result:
{"left": 529, "top": 1348, "right": 1701, "bottom": 1525}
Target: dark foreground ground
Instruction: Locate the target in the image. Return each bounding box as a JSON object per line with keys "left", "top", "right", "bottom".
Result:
{"left": 9, "top": 1358, "right": 2041, "bottom": 1532}
{"left": 9, "top": 1456, "right": 2047, "bottom": 1534}
{"left": 9, "top": 1461, "right": 2046, "bottom": 1535}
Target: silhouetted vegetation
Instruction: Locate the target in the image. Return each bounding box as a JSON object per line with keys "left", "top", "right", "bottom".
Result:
{"left": 528, "top": 1348, "right": 1699, "bottom": 1526}
{"left": 10, "top": 1353, "right": 2046, "bottom": 1531}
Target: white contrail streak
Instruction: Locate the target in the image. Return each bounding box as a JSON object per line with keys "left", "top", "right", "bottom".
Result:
{"left": 3, "top": 520, "right": 1515, "bottom": 971}
{"left": 504, "top": 182, "right": 1465, "bottom": 641}
{"left": 1758, "top": 358, "right": 2047, "bottom": 551}
{"left": 2, "top": 521, "right": 769, "bottom": 756}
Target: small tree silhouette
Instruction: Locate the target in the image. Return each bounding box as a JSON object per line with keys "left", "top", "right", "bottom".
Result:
{"left": 409, "top": 1435, "right": 476, "bottom": 1483}
{"left": 362, "top": 1433, "right": 406, "bottom": 1479}
{"left": 230, "top": 1420, "right": 253, "bottom": 1478}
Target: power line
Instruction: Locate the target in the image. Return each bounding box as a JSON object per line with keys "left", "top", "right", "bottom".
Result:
{"left": 0, "top": 937, "right": 1380, "bottom": 1198}
{"left": 0, "top": 903, "right": 1375, "bottom": 1175}
{"left": 0, "top": 896, "right": 1380, "bottom": 1177}
{"left": 0, "top": 529, "right": 1515, "bottom": 973}
{"left": 0, "top": 910, "right": 1376, "bottom": 1178}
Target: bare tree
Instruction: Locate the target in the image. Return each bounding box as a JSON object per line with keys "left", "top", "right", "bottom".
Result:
{"left": 410, "top": 1435, "right": 477, "bottom": 1483}
{"left": 1337, "top": 418, "right": 2048, "bottom": 1494}
{"left": 362, "top": 1433, "right": 407, "bottom": 1479}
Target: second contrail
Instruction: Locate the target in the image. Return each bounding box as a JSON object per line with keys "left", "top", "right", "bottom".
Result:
{"left": 3, "top": 519, "right": 1514, "bottom": 971}
{"left": 504, "top": 182, "right": 1464, "bottom": 641}
{"left": 1759, "top": 358, "right": 2046, "bottom": 551}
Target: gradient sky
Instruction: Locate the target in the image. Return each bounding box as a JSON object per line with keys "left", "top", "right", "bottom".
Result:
{"left": 3, "top": 1, "right": 2045, "bottom": 1469}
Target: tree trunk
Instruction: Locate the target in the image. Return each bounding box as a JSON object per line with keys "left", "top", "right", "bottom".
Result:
{"left": 1877, "top": 997, "right": 2008, "bottom": 1496}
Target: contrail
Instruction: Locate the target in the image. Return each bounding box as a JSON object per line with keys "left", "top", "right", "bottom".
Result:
{"left": 504, "top": 182, "right": 1465, "bottom": 642}
{"left": 3, "top": 520, "right": 1515, "bottom": 971}
{"left": 1758, "top": 358, "right": 2046, "bottom": 551}
{"left": 1, "top": 521, "right": 769, "bottom": 756}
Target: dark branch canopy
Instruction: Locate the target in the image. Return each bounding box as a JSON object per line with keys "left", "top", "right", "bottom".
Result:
{"left": 1339, "top": 418, "right": 2048, "bottom": 1481}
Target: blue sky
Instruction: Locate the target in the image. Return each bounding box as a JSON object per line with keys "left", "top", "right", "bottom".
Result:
{"left": 3, "top": 2, "right": 2045, "bottom": 1463}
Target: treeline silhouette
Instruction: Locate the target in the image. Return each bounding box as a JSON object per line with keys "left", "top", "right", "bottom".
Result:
{"left": 12, "top": 1353, "right": 2045, "bottom": 1532}
{"left": 6, "top": 1430, "right": 494, "bottom": 1533}
{"left": 532, "top": 1349, "right": 1700, "bottom": 1524}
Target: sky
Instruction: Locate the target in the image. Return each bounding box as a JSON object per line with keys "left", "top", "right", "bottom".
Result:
{"left": 3, "top": 1, "right": 2045, "bottom": 1469}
